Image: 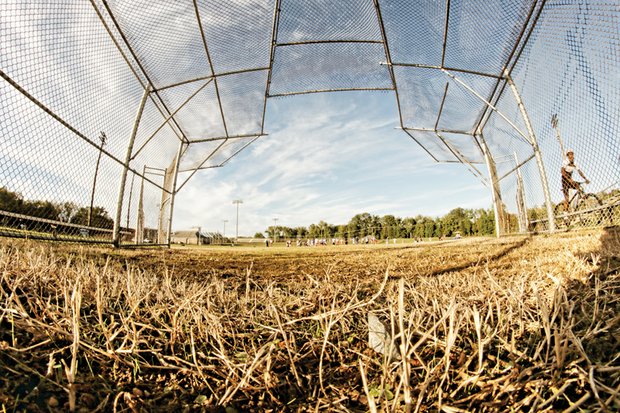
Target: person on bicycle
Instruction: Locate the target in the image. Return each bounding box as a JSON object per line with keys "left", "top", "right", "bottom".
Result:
{"left": 562, "top": 149, "right": 590, "bottom": 210}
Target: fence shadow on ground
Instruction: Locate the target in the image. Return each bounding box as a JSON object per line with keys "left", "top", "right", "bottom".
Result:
{"left": 428, "top": 236, "right": 532, "bottom": 277}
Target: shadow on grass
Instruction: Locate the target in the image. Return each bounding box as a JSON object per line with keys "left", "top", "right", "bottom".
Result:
{"left": 428, "top": 235, "right": 532, "bottom": 277}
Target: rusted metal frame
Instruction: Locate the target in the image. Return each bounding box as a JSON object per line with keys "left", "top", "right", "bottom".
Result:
{"left": 144, "top": 166, "right": 167, "bottom": 174}
{"left": 386, "top": 63, "right": 504, "bottom": 80}
{"left": 514, "top": 152, "right": 529, "bottom": 233}
{"left": 477, "top": 131, "right": 503, "bottom": 237}
{"left": 441, "top": 69, "right": 532, "bottom": 146}
{"left": 193, "top": 0, "right": 230, "bottom": 138}
{"left": 435, "top": 82, "right": 450, "bottom": 131}
{"left": 402, "top": 129, "right": 441, "bottom": 162}
{"left": 189, "top": 133, "right": 266, "bottom": 144}
{"left": 497, "top": 153, "right": 536, "bottom": 182}
{"left": 118, "top": 243, "right": 169, "bottom": 249}
{"left": 153, "top": 67, "right": 270, "bottom": 93}
{"left": 404, "top": 79, "right": 486, "bottom": 172}
{"left": 403, "top": 127, "right": 474, "bottom": 136}
{"left": 0, "top": 209, "right": 117, "bottom": 234}
{"left": 178, "top": 137, "right": 260, "bottom": 175}
{"left": 0, "top": 70, "right": 165, "bottom": 192}
{"left": 473, "top": 0, "right": 543, "bottom": 133}
{"left": 100, "top": 0, "right": 191, "bottom": 145}
{"left": 262, "top": 0, "right": 284, "bottom": 134}
{"left": 178, "top": 165, "right": 221, "bottom": 173}
{"left": 113, "top": 85, "right": 151, "bottom": 247}
{"left": 441, "top": 0, "right": 451, "bottom": 67}
{"left": 166, "top": 140, "right": 185, "bottom": 246}
{"left": 90, "top": 0, "right": 186, "bottom": 145}
{"left": 0, "top": 69, "right": 121, "bottom": 163}
{"left": 125, "top": 172, "right": 136, "bottom": 230}
{"left": 504, "top": 70, "right": 555, "bottom": 232}
{"left": 219, "top": 137, "right": 262, "bottom": 167}
{"left": 89, "top": 0, "right": 145, "bottom": 89}
{"left": 276, "top": 39, "right": 383, "bottom": 47}
{"left": 130, "top": 78, "right": 213, "bottom": 161}
{"left": 174, "top": 140, "right": 229, "bottom": 193}
{"left": 373, "top": 0, "right": 405, "bottom": 130}
{"left": 435, "top": 132, "right": 489, "bottom": 185}
{"left": 0, "top": 230, "right": 115, "bottom": 244}
{"left": 269, "top": 87, "right": 393, "bottom": 98}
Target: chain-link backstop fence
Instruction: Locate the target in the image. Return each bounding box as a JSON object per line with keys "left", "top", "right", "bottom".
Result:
{"left": 1, "top": 0, "right": 618, "bottom": 244}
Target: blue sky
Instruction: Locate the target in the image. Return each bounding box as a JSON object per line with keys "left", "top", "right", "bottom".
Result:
{"left": 173, "top": 91, "right": 492, "bottom": 236}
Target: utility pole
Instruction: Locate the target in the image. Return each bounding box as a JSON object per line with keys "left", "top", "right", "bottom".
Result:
{"left": 88, "top": 131, "right": 107, "bottom": 227}
{"left": 232, "top": 199, "right": 243, "bottom": 241}
{"left": 273, "top": 218, "right": 278, "bottom": 243}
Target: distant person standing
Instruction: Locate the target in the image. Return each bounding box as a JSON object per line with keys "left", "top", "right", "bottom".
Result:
{"left": 561, "top": 149, "right": 590, "bottom": 210}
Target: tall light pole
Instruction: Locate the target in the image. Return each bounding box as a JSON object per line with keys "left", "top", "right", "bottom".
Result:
{"left": 232, "top": 199, "right": 243, "bottom": 240}
{"left": 273, "top": 218, "right": 278, "bottom": 243}
{"left": 88, "top": 131, "right": 107, "bottom": 227}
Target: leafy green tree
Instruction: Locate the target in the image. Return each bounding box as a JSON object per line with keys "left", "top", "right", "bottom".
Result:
{"left": 70, "top": 207, "right": 113, "bottom": 229}
{"left": 443, "top": 207, "right": 473, "bottom": 237}
{"left": 24, "top": 200, "right": 60, "bottom": 220}
{"left": 369, "top": 215, "right": 381, "bottom": 238}
{"left": 0, "top": 187, "right": 24, "bottom": 213}
{"left": 381, "top": 214, "right": 398, "bottom": 238}
{"left": 472, "top": 208, "right": 495, "bottom": 235}
{"left": 402, "top": 217, "right": 416, "bottom": 238}
{"left": 293, "top": 226, "right": 307, "bottom": 238}
{"left": 424, "top": 218, "right": 436, "bottom": 238}
{"left": 336, "top": 224, "right": 347, "bottom": 239}
{"left": 348, "top": 213, "right": 372, "bottom": 238}
{"left": 254, "top": 232, "right": 264, "bottom": 238}
{"left": 308, "top": 224, "right": 319, "bottom": 238}
{"left": 58, "top": 202, "right": 78, "bottom": 222}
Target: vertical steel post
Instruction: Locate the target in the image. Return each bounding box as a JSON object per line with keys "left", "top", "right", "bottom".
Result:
{"left": 514, "top": 152, "right": 528, "bottom": 233}
{"left": 135, "top": 165, "right": 145, "bottom": 244}
{"left": 113, "top": 85, "right": 151, "bottom": 247}
{"left": 88, "top": 132, "right": 107, "bottom": 227}
{"left": 504, "top": 71, "right": 555, "bottom": 232}
{"left": 477, "top": 132, "right": 504, "bottom": 237}
{"left": 233, "top": 199, "right": 243, "bottom": 241}
{"left": 166, "top": 141, "right": 185, "bottom": 246}
{"left": 157, "top": 166, "right": 169, "bottom": 244}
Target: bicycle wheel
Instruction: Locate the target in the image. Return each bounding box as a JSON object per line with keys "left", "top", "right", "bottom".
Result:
{"left": 575, "top": 193, "right": 603, "bottom": 226}
{"left": 553, "top": 202, "right": 571, "bottom": 229}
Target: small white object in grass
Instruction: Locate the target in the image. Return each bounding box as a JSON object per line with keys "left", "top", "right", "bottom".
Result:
{"left": 367, "top": 312, "right": 401, "bottom": 361}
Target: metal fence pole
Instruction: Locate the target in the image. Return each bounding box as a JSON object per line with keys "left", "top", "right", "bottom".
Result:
{"left": 504, "top": 71, "right": 556, "bottom": 232}
{"left": 113, "top": 85, "right": 151, "bottom": 247}
{"left": 87, "top": 131, "right": 107, "bottom": 227}
{"left": 166, "top": 141, "right": 185, "bottom": 246}
{"left": 514, "top": 152, "right": 528, "bottom": 233}
{"left": 477, "top": 131, "right": 504, "bottom": 237}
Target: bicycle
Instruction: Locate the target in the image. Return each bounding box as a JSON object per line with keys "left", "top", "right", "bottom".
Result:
{"left": 554, "top": 182, "right": 603, "bottom": 229}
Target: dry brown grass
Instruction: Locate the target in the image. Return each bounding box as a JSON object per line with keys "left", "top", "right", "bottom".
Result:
{"left": 1, "top": 228, "right": 619, "bottom": 412}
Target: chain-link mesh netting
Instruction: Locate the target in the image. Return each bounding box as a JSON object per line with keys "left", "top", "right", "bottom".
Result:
{"left": 1, "top": 0, "right": 618, "bottom": 244}
{"left": 483, "top": 1, "right": 620, "bottom": 232}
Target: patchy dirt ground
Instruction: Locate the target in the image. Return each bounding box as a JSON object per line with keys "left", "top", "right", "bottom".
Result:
{"left": 1, "top": 228, "right": 619, "bottom": 412}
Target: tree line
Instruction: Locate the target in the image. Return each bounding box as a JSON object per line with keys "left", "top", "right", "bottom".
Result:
{"left": 256, "top": 207, "right": 497, "bottom": 240}
{"left": 0, "top": 186, "right": 114, "bottom": 229}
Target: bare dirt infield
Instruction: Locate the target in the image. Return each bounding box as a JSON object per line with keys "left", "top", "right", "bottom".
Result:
{"left": 1, "top": 228, "right": 619, "bottom": 412}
